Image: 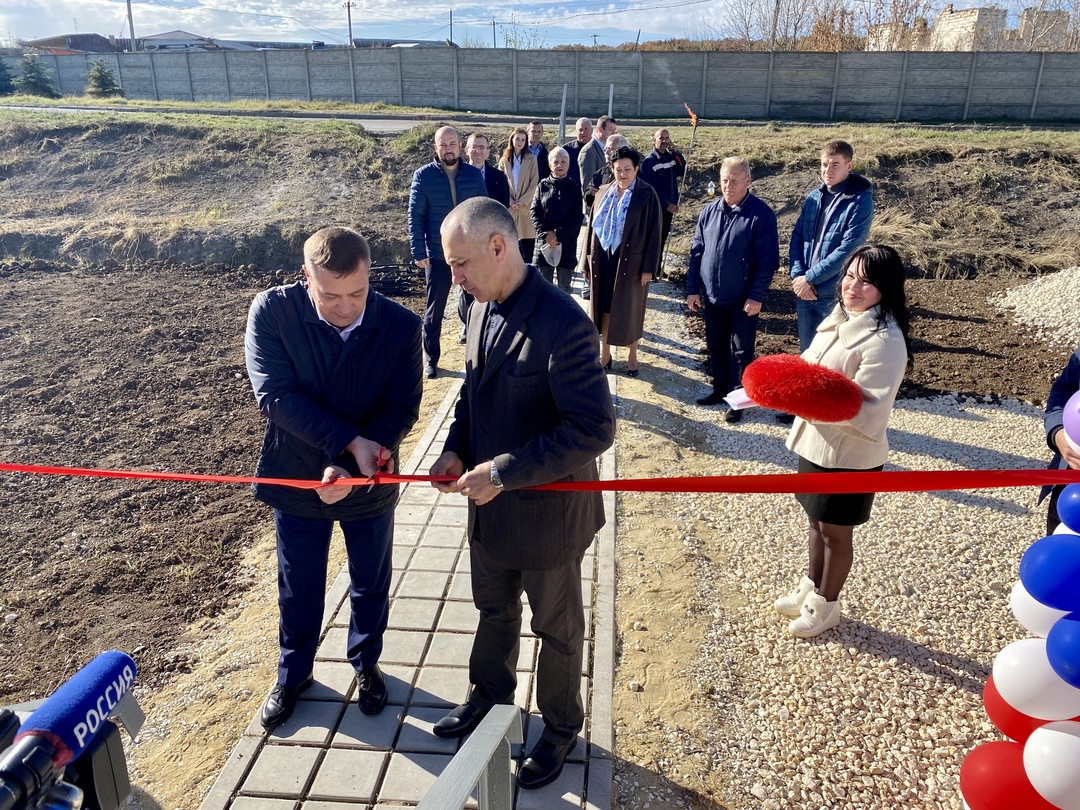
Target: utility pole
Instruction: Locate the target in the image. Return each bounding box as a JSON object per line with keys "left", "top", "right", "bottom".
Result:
{"left": 343, "top": 2, "right": 355, "bottom": 47}
{"left": 492, "top": 17, "right": 496, "bottom": 48}
{"left": 449, "top": 10, "right": 453, "bottom": 43}
{"left": 125, "top": 0, "right": 136, "bottom": 50}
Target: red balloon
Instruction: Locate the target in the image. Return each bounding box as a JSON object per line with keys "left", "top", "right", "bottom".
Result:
{"left": 959, "top": 741, "right": 1057, "bottom": 809}
{"left": 742, "top": 354, "right": 863, "bottom": 422}
{"left": 983, "top": 674, "right": 1080, "bottom": 744}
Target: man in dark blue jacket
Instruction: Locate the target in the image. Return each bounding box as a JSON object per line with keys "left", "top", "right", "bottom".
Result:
{"left": 245, "top": 226, "right": 422, "bottom": 729}
{"left": 686, "top": 157, "right": 779, "bottom": 421}
{"left": 408, "top": 126, "right": 486, "bottom": 378}
{"left": 639, "top": 128, "right": 686, "bottom": 259}
{"left": 1042, "top": 344, "right": 1080, "bottom": 532}
{"left": 789, "top": 140, "right": 874, "bottom": 352}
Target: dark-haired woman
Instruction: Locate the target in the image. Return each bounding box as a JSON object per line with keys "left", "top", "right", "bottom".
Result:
{"left": 580, "top": 146, "right": 662, "bottom": 376}
{"left": 774, "top": 243, "right": 913, "bottom": 638}
{"left": 498, "top": 127, "right": 539, "bottom": 263}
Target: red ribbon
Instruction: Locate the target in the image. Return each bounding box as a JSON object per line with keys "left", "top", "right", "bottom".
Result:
{"left": 2, "top": 462, "right": 1080, "bottom": 494}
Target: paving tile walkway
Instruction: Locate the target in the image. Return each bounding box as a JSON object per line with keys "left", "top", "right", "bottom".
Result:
{"left": 200, "top": 377, "right": 617, "bottom": 810}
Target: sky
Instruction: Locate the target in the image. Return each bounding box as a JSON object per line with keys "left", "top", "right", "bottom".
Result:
{"left": 0, "top": 0, "right": 726, "bottom": 49}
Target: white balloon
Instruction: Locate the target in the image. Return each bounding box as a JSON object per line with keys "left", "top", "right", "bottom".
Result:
{"left": 1023, "top": 720, "right": 1080, "bottom": 810}
{"left": 993, "top": 638, "right": 1080, "bottom": 720}
{"left": 1054, "top": 521, "right": 1080, "bottom": 536}
{"left": 1011, "top": 580, "right": 1070, "bottom": 637}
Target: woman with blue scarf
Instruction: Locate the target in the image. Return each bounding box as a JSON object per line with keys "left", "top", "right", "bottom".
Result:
{"left": 580, "top": 146, "right": 663, "bottom": 377}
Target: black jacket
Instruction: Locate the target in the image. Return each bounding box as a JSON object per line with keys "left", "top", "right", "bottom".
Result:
{"left": 480, "top": 162, "right": 511, "bottom": 208}
{"left": 530, "top": 174, "right": 584, "bottom": 268}
{"left": 245, "top": 283, "right": 422, "bottom": 519}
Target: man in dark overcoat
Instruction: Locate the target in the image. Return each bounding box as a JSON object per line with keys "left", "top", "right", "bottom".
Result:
{"left": 428, "top": 198, "right": 616, "bottom": 790}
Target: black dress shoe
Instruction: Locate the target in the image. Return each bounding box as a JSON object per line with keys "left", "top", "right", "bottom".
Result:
{"left": 424, "top": 363, "right": 438, "bottom": 379}
{"left": 696, "top": 391, "right": 725, "bottom": 406}
{"left": 432, "top": 702, "right": 489, "bottom": 738}
{"left": 517, "top": 737, "right": 576, "bottom": 789}
{"left": 356, "top": 664, "right": 388, "bottom": 716}
{"left": 260, "top": 674, "right": 314, "bottom": 729}
{"left": 724, "top": 407, "right": 743, "bottom": 423}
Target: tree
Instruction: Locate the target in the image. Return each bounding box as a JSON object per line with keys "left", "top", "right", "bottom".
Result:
{"left": 15, "top": 53, "right": 59, "bottom": 98}
{"left": 0, "top": 59, "right": 15, "bottom": 96}
{"left": 85, "top": 59, "right": 124, "bottom": 98}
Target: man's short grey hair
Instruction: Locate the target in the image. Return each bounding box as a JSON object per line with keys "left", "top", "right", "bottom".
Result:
{"left": 606, "top": 134, "right": 629, "bottom": 149}
{"left": 721, "top": 156, "right": 752, "bottom": 177}
{"left": 442, "top": 197, "right": 518, "bottom": 246}
{"left": 549, "top": 146, "right": 569, "bottom": 165}
{"left": 576, "top": 117, "right": 592, "bottom": 128}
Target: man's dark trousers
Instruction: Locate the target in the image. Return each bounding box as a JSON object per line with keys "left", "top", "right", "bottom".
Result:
{"left": 466, "top": 540, "right": 584, "bottom": 746}
{"left": 424, "top": 258, "right": 453, "bottom": 364}
{"left": 660, "top": 208, "right": 674, "bottom": 253}
{"left": 274, "top": 508, "right": 394, "bottom": 689}
{"left": 703, "top": 299, "right": 758, "bottom": 397}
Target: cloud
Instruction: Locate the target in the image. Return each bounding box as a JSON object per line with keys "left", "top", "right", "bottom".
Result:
{"left": 1, "top": 0, "right": 708, "bottom": 47}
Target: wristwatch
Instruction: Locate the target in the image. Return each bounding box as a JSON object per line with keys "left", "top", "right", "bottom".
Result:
{"left": 489, "top": 461, "right": 504, "bottom": 490}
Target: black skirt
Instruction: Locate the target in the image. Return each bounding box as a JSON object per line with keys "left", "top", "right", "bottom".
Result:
{"left": 794, "top": 455, "right": 884, "bottom": 527}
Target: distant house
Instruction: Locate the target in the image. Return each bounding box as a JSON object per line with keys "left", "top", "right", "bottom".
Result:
{"left": 22, "top": 34, "right": 126, "bottom": 54}
{"left": 930, "top": 4, "right": 1008, "bottom": 50}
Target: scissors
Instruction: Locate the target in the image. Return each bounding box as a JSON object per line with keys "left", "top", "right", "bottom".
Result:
{"left": 362, "top": 447, "right": 391, "bottom": 491}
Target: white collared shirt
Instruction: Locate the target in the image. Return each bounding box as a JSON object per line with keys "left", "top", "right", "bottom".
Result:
{"left": 315, "top": 307, "right": 365, "bottom": 341}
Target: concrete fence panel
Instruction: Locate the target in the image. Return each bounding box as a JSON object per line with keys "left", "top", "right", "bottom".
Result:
{"left": 10, "top": 47, "right": 1080, "bottom": 122}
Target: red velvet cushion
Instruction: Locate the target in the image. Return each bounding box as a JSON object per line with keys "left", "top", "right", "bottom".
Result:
{"left": 742, "top": 354, "right": 863, "bottom": 422}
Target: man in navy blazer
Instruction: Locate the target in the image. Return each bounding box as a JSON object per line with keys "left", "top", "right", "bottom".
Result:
{"left": 245, "top": 227, "right": 422, "bottom": 729}
{"left": 429, "top": 198, "right": 615, "bottom": 789}
{"left": 686, "top": 157, "right": 779, "bottom": 420}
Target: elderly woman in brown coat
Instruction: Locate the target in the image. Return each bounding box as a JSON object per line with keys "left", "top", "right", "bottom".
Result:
{"left": 581, "top": 146, "right": 663, "bottom": 376}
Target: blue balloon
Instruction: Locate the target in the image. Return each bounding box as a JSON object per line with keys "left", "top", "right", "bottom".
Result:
{"left": 1047, "top": 612, "right": 1080, "bottom": 688}
{"left": 1020, "top": 534, "right": 1080, "bottom": 612}
{"left": 1060, "top": 483, "right": 1080, "bottom": 535}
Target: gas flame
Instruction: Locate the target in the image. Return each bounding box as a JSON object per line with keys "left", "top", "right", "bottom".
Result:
{"left": 684, "top": 103, "right": 699, "bottom": 129}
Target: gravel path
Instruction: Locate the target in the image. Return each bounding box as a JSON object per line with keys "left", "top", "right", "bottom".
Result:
{"left": 611, "top": 278, "right": 1057, "bottom": 810}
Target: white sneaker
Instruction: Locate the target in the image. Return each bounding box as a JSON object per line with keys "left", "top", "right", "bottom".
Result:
{"left": 789, "top": 592, "right": 841, "bottom": 638}
{"left": 774, "top": 576, "right": 816, "bottom": 617}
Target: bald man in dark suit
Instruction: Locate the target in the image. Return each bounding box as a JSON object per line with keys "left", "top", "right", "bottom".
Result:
{"left": 429, "top": 197, "right": 615, "bottom": 790}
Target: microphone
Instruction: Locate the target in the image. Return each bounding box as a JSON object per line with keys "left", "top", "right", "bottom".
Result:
{"left": 14, "top": 651, "right": 137, "bottom": 769}
{"left": 0, "top": 651, "right": 137, "bottom": 810}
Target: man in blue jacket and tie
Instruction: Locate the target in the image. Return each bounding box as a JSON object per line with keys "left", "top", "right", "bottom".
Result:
{"left": 686, "top": 157, "right": 779, "bottom": 422}
{"left": 245, "top": 226, "right": 422, "bottom": 729}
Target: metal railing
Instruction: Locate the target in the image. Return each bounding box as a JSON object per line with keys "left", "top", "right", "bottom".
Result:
{"left": 416, "top": 704, "right": 523, "bottom": 810}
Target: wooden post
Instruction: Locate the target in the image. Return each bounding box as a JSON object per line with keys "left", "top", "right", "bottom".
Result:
{"left": 574, "top": 50, "right": 580, "bottom": 116}
{"left": 149, "top": 51, "right": 159, "bottom": 101}
{"left": 304, "top": 49, "right": 312, "bottom": 102}
{"left": 636, "top": 52, "right": 643, "bottom": 117}
{"left": 453, "top": 48, "right": 459, "bottom": 109}
{"left": 262, "top": 50, "right": 271, "bottom": 100}
{"left": 895, "top": 52, "right": 908, "bottom": 121}
{"left": 222, "top": 52, "right": 232, "bottom": 102}
{"left": 765, "top": 52, "right": 775, "bottom": 118}
{"left": 348, "top": 48, "right": 356, "bottom": 104}
{"left": 700, "top": 52, "right": 709, "bottom": 118}
{"left": 186, "top": 51, "right": 195, "bottom": 100}
{"left": 963, "top": 52, "right": 977, "bottom": 120}
{"left": 1030, "top": 51, "right": 1046, "bottom": 121}
{"left": 828, "top": 52, "right": 840, "bottom": 119}
{"left": 512, "top": 50, "right": 518, "bottom": 113}
{"left": 397, "top": 48, "right": 404, "bottom": 106}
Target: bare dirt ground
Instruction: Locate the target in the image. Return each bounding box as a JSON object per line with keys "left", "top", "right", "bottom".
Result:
{"left": 1, "top": 111, "right": 1077, "bottom": 809}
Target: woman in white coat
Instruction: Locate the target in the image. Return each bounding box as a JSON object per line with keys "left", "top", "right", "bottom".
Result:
{"left": 498, "top": 127, "right": 540, "bottom": 263}
{"left": 774, "top": 244, "right": 913, "bottom": 638}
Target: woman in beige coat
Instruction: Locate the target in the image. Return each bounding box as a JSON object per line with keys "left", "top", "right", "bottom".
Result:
{"left": 774, "top": 244, "right": 912, "bottom": 639}
{"left": 498, "top": 127, "right": 539, "bottom": 262}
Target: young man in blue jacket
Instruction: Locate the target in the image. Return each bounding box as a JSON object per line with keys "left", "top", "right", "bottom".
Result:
{"left": 788, "top": 139, "right": 874, "bottom": 353}
{"left": 245, "top": 226, "right": 422, "bottom": 729}
{"left": 686, "top": 157, "right": 779, "bottom": 422}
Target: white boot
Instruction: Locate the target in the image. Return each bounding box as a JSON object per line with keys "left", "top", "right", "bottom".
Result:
{"left": 774, "top": 576, "right": 816, "bottom": 617}
{"left": 789, "top": 591, "right": 841, "bottom": 638}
